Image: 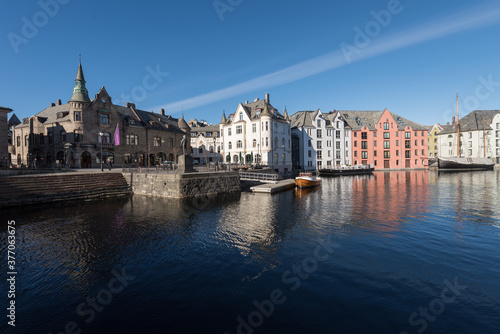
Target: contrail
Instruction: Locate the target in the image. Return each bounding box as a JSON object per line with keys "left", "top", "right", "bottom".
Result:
{"left": 155, "top": 2, "right": 500, "bottom": 113}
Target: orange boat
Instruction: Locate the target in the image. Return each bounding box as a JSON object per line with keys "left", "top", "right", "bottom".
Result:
{"left": 295, "top": 172, "right": 322, "bottom": 189}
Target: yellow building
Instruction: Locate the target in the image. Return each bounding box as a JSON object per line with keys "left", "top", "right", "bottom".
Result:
{"left": 428, "top": 123, "right": 444, "bottom": 157}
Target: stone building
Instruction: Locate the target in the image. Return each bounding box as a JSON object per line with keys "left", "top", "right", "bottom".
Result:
{"left": 219, "top": 94, "right": 292, "bottom": 174}
{"left": 12, "top": 62, "right": 189, "bottom": 168}
{"left": 188, "top": 119, "right": 222, "bottom": 164}
{"left": 1, "top": 106, "right": 13, "bottom": 166}
{"left": 290, "top": 109, "right": 351, "bottom": 171}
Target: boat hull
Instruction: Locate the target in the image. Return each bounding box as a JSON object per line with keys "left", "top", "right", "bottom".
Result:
{"left": 295, "top": 178, "right": 321, "bottom": 189}
{"left": 318, "top": 165, "right": 374, "bottom": 176}
{"left": 437, "top": 157, "right": 494, "bottom": 171}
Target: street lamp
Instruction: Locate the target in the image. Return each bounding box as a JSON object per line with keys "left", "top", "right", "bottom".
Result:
{"left": 99, "top": 132, "right": 104, "bottom": 171}
{"left": 213, "top": 136, "right": 217, "bottom": 171}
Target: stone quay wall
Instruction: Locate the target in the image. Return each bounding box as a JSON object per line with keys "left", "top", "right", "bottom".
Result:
{"left": 123, "top": 171, "right": 241, "bottom": 198}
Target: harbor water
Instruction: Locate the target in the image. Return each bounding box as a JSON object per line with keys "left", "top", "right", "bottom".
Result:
{"left": 1, "top": 170, "right": 500, "bottom": 333}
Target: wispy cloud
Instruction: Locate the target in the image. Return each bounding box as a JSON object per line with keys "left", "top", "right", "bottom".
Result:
{"left": 156, "top": 2, "right": 500, "bottom": 113}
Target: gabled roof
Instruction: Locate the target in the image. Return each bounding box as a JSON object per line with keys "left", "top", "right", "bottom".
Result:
{"left": 223, "top": 99, "right": 287, "bottom": 125}
{"left": 290, "top": 109, "right": 322, "bottom": 128}
{"left": 440, "top": 110, "right": 500, "bottom": 134}
{"left": 8, "top": 113, "right": 21, "bottom": 127}
{"left": 337, "top": 110, "right": 427, "bottom": 131}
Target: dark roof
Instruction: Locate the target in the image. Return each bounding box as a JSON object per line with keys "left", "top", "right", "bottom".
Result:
{"left": 440, "top": 110, "right": 500, "bottom": 134}
{"left": 8, "top": 113, "right": 21, "bottom": 127}
{"left": 337, "top": 110, "right": 428, "bottom": 131}
{"left": 224, "top": 99, "right": 287, "bottom": 124}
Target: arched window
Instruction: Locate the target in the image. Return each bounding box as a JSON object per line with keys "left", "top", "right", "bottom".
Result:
{"left": 282, "top": 153, "right": 285, "bottom": 164}
{"left": 228, "top": 142, "right": 232, "bottom": 149}
{"left": 282, "top": 138, "right": 285, "bottom": 147}
{"left": 274, "top": 137, "right": 278, "bottom": 148}
{"left": 237, "top": 140, "right": 242, "bottom": 148}
{"left": 274, "top": 153, "right": 278, "bottom": 163}
{"left": 253, "top": 139, "right": 257, "bottom": 147}
{"left": 124, "top": 153, "right": 132, "bottom": 164}
{"left": 233, "top": 154, "right": 239, "bottom": 163}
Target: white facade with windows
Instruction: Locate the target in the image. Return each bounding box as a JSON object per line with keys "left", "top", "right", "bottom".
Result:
{"left": 437, "top": 110, "right": 499, "bottom": 161}
{"left": 290, "top": 109, "right": 351, "bottom": 171}
{"left": 219, "top": 94, "right": 292, "bottom": 174}
{"left": 189, "top": 122, "right": 222, "bottom": 164}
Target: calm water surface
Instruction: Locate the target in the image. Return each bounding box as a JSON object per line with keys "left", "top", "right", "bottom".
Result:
{"left": 1, "top": 170, "right": 500, "bottom": 334}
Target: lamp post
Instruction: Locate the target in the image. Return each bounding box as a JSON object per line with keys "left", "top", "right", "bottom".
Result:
{"left": 99, "top": 132, "right": 103, "bottom": 171}
{"left": 213, "top": 136, "right": 216, "bottom": 171}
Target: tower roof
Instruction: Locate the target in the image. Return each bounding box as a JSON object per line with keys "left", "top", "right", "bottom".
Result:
{"left": 178, "top": 114, "right": 190, "bottom": 131}
{"left": 221, "top": 111, "right": 227, "bottom": 124}
{"left": 69, "top": 61, "right": 91, "bottom": 103}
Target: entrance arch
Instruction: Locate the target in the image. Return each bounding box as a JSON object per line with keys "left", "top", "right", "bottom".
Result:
{"left": 81, "top": 151, "right": 91, "bottom": 168}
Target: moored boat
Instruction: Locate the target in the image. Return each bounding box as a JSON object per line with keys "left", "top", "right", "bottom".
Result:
{"left": 437, "top": 157, "right": 494, "bottom": 171}
{"left": 295, "top": 173, "right": 322, "bottom": 189}
{"left": 318, "top": 164, "right": 374, "bottom": 176}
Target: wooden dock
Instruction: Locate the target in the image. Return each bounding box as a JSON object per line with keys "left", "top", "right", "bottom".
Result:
{"left": 250, "top": 179, "right": 296, "bottom": 194}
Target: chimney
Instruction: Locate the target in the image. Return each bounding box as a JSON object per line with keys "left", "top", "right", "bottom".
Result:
{"left": 126, "top": 102, "right": 136, "bottom": 109}
{"left": 161, "top": 108, "right": 165, "bottom": 116}
{"left": 50, "top": 103, "right": 55, "bottom": 107}
{"left": 57, "top": 99, "right": 62, "bottom": 105}
{"left": 265, "top": 93, "right": 270, "bottom": 104}
{"left": 452, "top": 116, "right": 456, "bottom": 124}
{"left": 245, "top": 100, "right": 249, "bottom": 104}
{"left": 254, "top": 98, "right": 259, "bottom": 102}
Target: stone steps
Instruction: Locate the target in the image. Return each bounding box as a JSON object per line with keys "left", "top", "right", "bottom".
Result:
{"left": 0, "top": 173, "right": 131, "bottom": 208}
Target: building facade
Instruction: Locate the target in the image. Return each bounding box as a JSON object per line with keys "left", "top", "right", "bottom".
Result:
{"left": 339, "top": 109, "right": 428, "bottom": 169}
{"left": 437, "top": 110, "right": 499, "bottom": 162}
{"left": 428, "top": 123, "right": 444, "bottom": 157}
{"left": 290, "top": 109, "right": 351, "bottom": 171}
{"left": 1, "top": 106, "right": 13, "bottom": 167}
{"left": 188, "top": 119, "right": 222, "bottom": 164}
{"left": 219, "top": 94, "right": 292, "bottom": 174}
{"left": 12, "top": 62, "right": 189, "bottom": 168}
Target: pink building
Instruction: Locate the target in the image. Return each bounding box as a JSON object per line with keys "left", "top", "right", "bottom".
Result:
{"left": 338, "top": 109, "right": 428, "bottom": 169}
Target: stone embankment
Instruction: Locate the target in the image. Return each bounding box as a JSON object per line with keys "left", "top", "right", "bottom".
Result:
{"left": 0, "top": 172, "right": 131, "bottom": 208}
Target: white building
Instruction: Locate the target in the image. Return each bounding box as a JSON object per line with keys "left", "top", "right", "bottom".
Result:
{"left": 188, "top": 119, "right": 222, "bottom": 164}
{"left": 438, "top": 110, "right": 499, "bottom": 161}
{"left": 219, "top": 94, "right": 292, "bottom": 174}
{"left": 290, "top": 109, "right": 351, "bottom": 171}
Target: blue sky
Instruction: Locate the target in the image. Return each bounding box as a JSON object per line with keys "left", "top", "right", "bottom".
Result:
{"left": 2, "top": 0, "right": 500, "bottom": 126}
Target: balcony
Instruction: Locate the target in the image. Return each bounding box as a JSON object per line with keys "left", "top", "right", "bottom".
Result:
{"left": 97, "top": 142, "right": 114, "bottom": 149}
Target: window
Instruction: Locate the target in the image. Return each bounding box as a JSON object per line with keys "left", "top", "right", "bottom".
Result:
{"left": 274, "top": 153, "right": 278, "bottom": 163}
{"left": 396, "top": 131, "right": 399, "bottom": 137}
{"left": 396, "top": 140, "right": 399, "bottom": 146}
{"left": 336, "top": 142, "right": 341, "bottom": 149}
{"left": 154, "top": 136, "right": 161, "bottom": 147}
{"left": 384, "top": 151, "right": 390, "bottom": 158}
{"left": 415, "top": 131, "right": 418, "bottom": 137}
{"left": 405, "top": 140, "right": 411, "bottom": 148}
{"left": 415, "top": 149, "right": 418, "bottom": 156}
{"left": 422, "top": 139, "right": 425, "bottom": 146}
{"left": 374, "top": 150, "right": 377, "bottom": 157}
{"left": 384, "top": 141, "right": 390, "bottom": 149}
{"left": 127, "top": 135, "right": 139, "bottom": 146}
{"left": 308, "top": 150, "right": 312, "bottom": 158}
{"left": 361, "top": 151, "right": 368, "bottom": 159}
{"left": 265, "top": 122, "right": 269, "bottom": 131}
{"left": 16, "top": 136, "right": 20, "bottom": 147}
{"left": 374, "top": 140, "right": 377, "bottom": 147}
{"left": 396, "top": 150, "right": 399, "bottom": 156}
{"left": 405, "top": 150, "right": 411, "bottom": 158}
{"left": 237, "top": 140, "right": 242, "bottom": 148}
{"left": 405, "top": 132, "right": 411, "bottom": 139}
{"left": 266, "top": 137, "right": 269, "bottom": 147}
{"left": 384, "top": 122, "right": 389, "bottom": 130}
{"left": 168, "top": 138, "right": 173, "bottom": 147}
{"left": 124, "top": 153, "right": 132, "bottom": 164}
{"left": 74, "top": 130, "right": 82, "bottom": 142}
{"left": 239, "top": 112, "right": 243, "bottom": 121}
{"left": 354, "top": 151, "right": 358, "bottom": 157}
{"left": 308, "top": 140, "right": 312, "bottom": 147}
{"left": 99, "top": 133, "right": 111, "bottom": 143}
{"left": 252, "top": 123, "right": 257, "bottom": 133}
{"left": 354, "top": 132, "right": 357, "bottom": 137}
{"left": 74, "top": 111, "right": 81, "bottom": 121}
{"left": 228, "top": 142, "right": 232, "bottom": 149}
{"left": 415, "top": 140, "right": 418, "bottom": 146}
{"left": 48, "top": 132, "right": 53, "bottom": 144}
{"left": 282, "top": 125, "right": 285, "bottom": 134}
{"left": 383, "top": 132, "right": 390, "bottom": 139}
{"left": 361, "top": 132, "right": 367, "bottom": 139}
{"left": 361, "top": 141, "right": 367, "bottom": 149}
{"left": 60, "top": 131, "right": 66, "bottom": 143}
{"left": 336, "top": 130, "right": 340, "bottom": 139}
{"left": 274, "top": 137, "right": 278, "bottom": 148}
{"left": 317, "top": 129, "right": 322, "bottom": 138}
{"left": 354, "top": 141, "right": 357, "bottom": 147}
{"left": 100, "top": 114, "right": 109, "bottom": 124}
{"left": 282, "top": 138, "right": 285, "bottom": 147}
{"left": 336, "top": 151, "right": 341, "bottom": 159}
{"left": 422, "top": 149, "right": 425, "bottom": 156}
{"left": 228, "top": 128, "right": 232, "bottom": 136}
{"left": 317, "top": 151, "right": 322, "bottom": 159}
{"left": 253, "top": 139, "right": 257, "bottom": 148}
{"left": 282, "top": 153, "right": 285, "bottom": 164}
{"left": 317, "top": 141, "right": 322, "bottom": 149}
{"left": 236, "top": 125, "right": 242, "bottom": 134}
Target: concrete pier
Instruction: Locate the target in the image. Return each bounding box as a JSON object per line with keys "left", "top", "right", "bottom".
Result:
{"left": 250, "top": 179, "right": 296, "bottom": 194}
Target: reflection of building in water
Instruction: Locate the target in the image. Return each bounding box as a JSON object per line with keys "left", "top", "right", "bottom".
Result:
{"left": 349, "top": 171, "right": 430, "bottom": 232}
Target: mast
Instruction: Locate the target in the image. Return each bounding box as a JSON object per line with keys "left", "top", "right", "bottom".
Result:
{"left": 456, "top": 92, "right": 460, "bottom": 157}
{"left": 483, "top": 117, "right": 487, "bottom": 158}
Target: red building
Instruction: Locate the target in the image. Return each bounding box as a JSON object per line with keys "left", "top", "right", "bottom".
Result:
{"left": 338, "top": 109, "right": 428, "bottom": 169}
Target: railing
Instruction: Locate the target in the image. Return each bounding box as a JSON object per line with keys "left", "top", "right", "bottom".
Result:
{"left": 239, "top": 172, "right": 279, "bottom": 183}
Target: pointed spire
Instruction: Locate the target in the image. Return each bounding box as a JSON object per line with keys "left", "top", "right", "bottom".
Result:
{"left": 221, "top": 110, "right": 227, "bottom": 124}
{"left": 283, "top": 106, "right": 290, "bottom": 121}
{"left": 69, "top": 59, "right": 90, "bottom": 103}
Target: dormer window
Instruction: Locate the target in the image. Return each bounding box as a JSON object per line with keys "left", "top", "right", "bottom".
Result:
{"left": 239, "top": 112, "right": 243, "bottom": 121}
